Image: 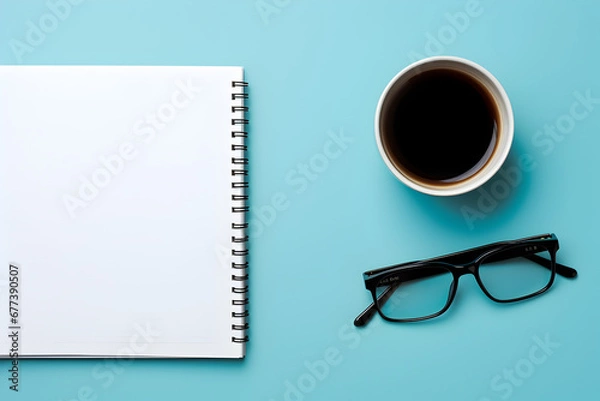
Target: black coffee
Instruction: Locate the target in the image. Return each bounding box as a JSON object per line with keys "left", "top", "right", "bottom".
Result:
{"left": 382, "top": 68, "right": 499, "bottom": 184}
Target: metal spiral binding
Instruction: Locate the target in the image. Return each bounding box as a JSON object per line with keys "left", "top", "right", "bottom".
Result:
{"left": 231, "top": 80, "right": 249, "bottom": 344}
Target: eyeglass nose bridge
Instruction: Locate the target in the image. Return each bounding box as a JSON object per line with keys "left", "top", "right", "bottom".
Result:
{"left": 451, "top": 263, "right": 478, "bottom": 278}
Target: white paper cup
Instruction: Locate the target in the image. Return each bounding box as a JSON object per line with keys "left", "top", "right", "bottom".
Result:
{"left": 375, "top": 56, "right": 514, "bottom": 196}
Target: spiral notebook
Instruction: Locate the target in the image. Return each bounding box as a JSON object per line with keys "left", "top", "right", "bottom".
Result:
{"left": 0, "top": 66, "right": 249, "bottom": 358}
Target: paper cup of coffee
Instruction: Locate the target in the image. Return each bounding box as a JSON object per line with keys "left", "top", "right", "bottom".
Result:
{"left": 375, "top": 56, "right": 514, "bottom": 196}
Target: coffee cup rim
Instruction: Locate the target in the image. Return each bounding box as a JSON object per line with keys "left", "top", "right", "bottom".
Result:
{"left": 374, "top": 56, "right": 514, "bottom": 196}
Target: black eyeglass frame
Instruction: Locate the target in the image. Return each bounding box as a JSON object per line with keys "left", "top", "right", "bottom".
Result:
{"left": 354, "top": 233, "right": 577, "bottom": 326}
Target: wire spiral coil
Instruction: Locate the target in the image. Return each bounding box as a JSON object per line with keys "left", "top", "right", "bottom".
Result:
{"left": 231, "top": 80, "right": 249, "bottom": 344}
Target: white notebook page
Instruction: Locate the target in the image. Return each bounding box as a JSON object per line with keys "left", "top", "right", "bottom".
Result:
{"left": 0, "top": 66, "right": 245, "bottom": 358}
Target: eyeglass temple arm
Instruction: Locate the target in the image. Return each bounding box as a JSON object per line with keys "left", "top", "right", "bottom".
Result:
{"left": 527, "top": 255, "right": 577, "bottom": 277}
{"left": 354, "top": 283, "right": 398, "bottom": 327}
{"left": 354, "top": 253, "right": 577, "bottom": 327}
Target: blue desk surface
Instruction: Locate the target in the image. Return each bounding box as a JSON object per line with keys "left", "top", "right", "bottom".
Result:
{"left": 1, "top": 1, "right": 599, "bottom": 400}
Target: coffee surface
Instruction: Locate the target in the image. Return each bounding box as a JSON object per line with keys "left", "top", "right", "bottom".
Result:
{"left": 383, "top": 68, "right": 498, "bottom": 183}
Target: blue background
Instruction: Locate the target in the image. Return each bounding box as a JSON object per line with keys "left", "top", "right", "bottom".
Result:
{"left": 1, "top": 0, "right": 599, "bottom": 400}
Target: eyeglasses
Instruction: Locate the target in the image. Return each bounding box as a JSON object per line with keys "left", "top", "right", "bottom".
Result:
{"left": 354, "top": 234, "right": 577, "bottom": 326}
